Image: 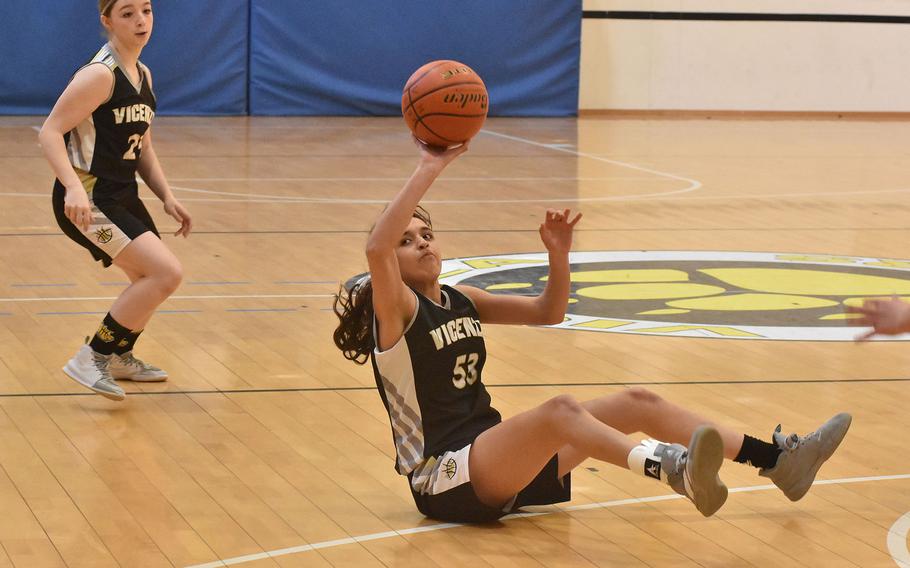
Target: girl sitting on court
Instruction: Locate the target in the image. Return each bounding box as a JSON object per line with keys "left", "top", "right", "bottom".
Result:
{"left": 333, "top": 137, "right": 852, "bottom": 523}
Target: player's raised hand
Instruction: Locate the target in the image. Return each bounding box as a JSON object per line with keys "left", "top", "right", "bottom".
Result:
{"left": 414, "top": 135, "right": 469, "bottom": 172}
{"left": 539, "top": 208, "right": 582, "bottom": 255}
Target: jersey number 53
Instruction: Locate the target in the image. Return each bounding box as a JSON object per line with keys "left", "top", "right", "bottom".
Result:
{"left": 452, "top": 353, "right": 479, "bottom": 389}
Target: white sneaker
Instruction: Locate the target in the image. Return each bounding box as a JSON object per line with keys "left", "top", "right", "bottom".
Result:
{"left": 63, "top": 345, "right": 125, "bottom": 401}
{"left": 109, "top": 351, "right": 168, "bottom": 382}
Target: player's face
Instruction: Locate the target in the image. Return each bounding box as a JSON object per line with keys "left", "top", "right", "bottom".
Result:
{"left": 103, "top": 1, "right": 154, "bottom": 49}
{"left": 396, "top": 217, "right": 441, "bottom": 285}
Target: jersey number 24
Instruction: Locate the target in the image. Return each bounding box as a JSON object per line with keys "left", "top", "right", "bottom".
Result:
{"left": 123, "top": 134, "right": 143, "bottom": 160}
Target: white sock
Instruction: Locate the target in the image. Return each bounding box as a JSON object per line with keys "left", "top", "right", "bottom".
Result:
{"left": 627, "top": 439, "right": 671, "bottom": 483}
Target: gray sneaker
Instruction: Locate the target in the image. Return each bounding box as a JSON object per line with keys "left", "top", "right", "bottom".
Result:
{"left": 661, "top": 425, "right": 728, "bottom": 517}
{"left": 759, "top": 412, "right": 852, "bottom": 501}
{"left": 63, "top": 344, "right": 125, "bottom": 401}
{"left": 109, "top": 351, "right": 168, "bottom": 382}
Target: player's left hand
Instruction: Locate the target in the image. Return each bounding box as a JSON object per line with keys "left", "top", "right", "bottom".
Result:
{"left": 164, "top": 198, "right": 193, "bottom": 237}
{"left": 845, "top": 296, "right": 910, "bottom": 340}
{"left": 539, "top": 208, "right": 582, "bottom": 255}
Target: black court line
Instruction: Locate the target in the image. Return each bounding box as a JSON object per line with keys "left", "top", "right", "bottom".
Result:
{"left": 5, "top": 227, "right": 910, "bottom": 238}
{"left": 3, "top": 377, "right": 908, "bottom": 398}
{"left": 2, "top": 153, "right": 574, "bottom": 159}
{"left": 582, "top": 11, "right": 910, "bottom": 24}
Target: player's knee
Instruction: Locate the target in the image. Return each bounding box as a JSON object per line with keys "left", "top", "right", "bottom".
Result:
{"left": 624, "top": 386, "right": 662, "bottom": 408}
{"left": 156, "top": 262, "right": 183, "bottom": 296}
{"left": 545, "top": 394, "right": 583, "bottom": 422}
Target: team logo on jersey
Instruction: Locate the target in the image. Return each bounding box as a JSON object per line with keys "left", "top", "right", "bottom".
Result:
{"left": 436, "top": 251, "right": 910, "bottom": 341}
{"left": 443, "top": 457, "right": 458, "bottom": 479}
{"left": 94, "top": 226, "right": 113, "bottom": 244}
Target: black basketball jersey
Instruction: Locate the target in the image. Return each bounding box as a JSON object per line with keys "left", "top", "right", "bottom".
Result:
{"left": 371, "top": 285, "right": 502, "bottom": 475}
{"left": 64, "top": 43, "right": 156, "bottom": 184}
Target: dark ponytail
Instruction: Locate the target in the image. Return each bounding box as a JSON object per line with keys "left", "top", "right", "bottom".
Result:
{"left": 332, "top": 206, "right": 433, "bottom": 365}
{"left": 332, "top": 276, "right": 375, "bottom": 365}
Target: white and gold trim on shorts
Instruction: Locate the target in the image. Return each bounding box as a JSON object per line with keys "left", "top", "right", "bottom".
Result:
{"left": 74, "top": 170, "right": 132, "bottom": 260}
{"left": 410, "top": 445, "right": 474, "bottom": 496}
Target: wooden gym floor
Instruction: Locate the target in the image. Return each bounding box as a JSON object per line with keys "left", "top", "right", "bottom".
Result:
{"left": 0, "top": 115, "right": 908, "bottom": 567}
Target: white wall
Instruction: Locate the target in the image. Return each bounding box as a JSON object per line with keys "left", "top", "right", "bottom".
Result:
{"left": 580, "top": 1, "right": 910, "bottom": 111}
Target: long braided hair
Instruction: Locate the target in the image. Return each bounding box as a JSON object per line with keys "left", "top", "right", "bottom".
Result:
{"left": 333, "top": 206, "right": 433, "bottom": 364}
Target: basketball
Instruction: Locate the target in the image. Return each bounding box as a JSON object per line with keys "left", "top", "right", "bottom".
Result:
{"left": 401, "top": 60, "right": 489, "bottom": 148}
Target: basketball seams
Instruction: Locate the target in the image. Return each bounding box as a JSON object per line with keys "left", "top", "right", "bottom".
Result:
{"left": 403, "top": 60, "right": 455, "bottom": 93}
{"left": 405, "top": 90, "right": 439, "bottom": 145}
{"left": 405, "top": 84, "right": 440, "bottom": 146}
{"left": 404, "top": 80, "right": 486, "bottom": 147}
{"left": 406, "top": 84, "right": 422, "bottom": 126}
{"left": 415, "top": 121, "right": 459, "bottom": 144}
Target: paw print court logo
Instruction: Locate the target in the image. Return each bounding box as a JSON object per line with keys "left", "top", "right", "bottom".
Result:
{"left": 437, "top": 251, "right": 910, "bottom": 341}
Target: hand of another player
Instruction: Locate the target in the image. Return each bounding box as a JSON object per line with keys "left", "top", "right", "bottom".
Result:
{"left": 845, "top": 297, "right": 910, "bottom": 340}
{"left": 414, "top": 135, "right": 469, "bottom": 171}
{"left": 164, "top": 198, "right": 193, "bottom": 237}
{"left": 64, "top": 185, "right": 93, "bottom": 232}
{"left": 539, "top": 208, "right": 582, "bottom": 255}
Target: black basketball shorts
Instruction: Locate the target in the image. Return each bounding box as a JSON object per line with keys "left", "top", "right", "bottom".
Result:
{"left": 408, "top": 442, "right": 571, "bottom": 523}
{"left": 52, "top": 176, "right": 160, "bottom": 267}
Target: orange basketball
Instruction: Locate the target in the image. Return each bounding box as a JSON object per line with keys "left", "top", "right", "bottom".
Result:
{"left": 401, "top": 60, "right": 489, "bottom": 148}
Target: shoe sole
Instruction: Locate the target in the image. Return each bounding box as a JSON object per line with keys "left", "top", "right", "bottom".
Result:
{"left": 112, "top": 374, "right": 168, "bottom": 383}
{"left": 62, "top": 364, "right": 125, "bottom": 401}
{"left": 785, "top": 413, "right": 852, "bottom": 501}
{"left": 686, "top": 425, "right": 728, "bottom": 517}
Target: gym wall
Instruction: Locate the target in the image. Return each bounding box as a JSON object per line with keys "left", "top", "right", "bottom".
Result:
{"left": 580, "top": 0, "right": 910, "bottom": 112}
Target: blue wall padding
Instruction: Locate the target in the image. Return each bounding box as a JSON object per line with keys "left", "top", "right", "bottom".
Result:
{"left": 249, "top": 1, "right": 580, "bottom": 116}
{"left": 0, "top": 1, "right": 247, "bottom": 115}
{"left": 1, "top": 2, "right": 580, "bottom": 116}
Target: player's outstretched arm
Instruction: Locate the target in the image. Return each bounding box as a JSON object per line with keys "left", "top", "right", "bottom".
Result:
{"left": 458, "top": 209, "right": 582, "bottom": 325}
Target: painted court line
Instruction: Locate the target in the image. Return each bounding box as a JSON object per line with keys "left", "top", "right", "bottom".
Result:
{"left": 184, "top": 473, "right": 910, "bottom": 568}
{"left": 168, "top": 182, "right": 694, "bottom": 205}
{"left": 889, "top": 511, "right": 910, "bottom": 568}
{"left": 5, "top": 186, "right": 910, "bottom": 205}
{"left": 225, "top": 308, "right": 298, "bottom": 313}
{"left": 480, "top": 129, "right": 703, "bottom": 201}
{"left": 10, "top": 283, "right": 76, "bottom": 288}
{"left": 0, "top": 294, "right": 332, "bottom": 303}
{"left": 157, "top": 310, "right": 204, "bottom": 314}
{"left": 168, "top": 176, "right": 661, "bottom": 183}
{"left": 186, "top": 281, "right": 252, "bottom": 286}
{"left": 37, "top": 311, "right": 107, "bottom": 316}
{"left": 162, "top": 131, "right": 705, "bottom": 204}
